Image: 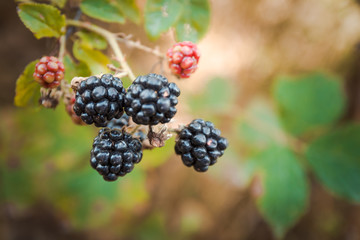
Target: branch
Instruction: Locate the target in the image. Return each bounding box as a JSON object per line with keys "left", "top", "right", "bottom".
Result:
{"left": 58, "top": 34, "right": 66, "bottom": 61}
{"left": 116, "top": 36, "right": 165, "bottom": 59}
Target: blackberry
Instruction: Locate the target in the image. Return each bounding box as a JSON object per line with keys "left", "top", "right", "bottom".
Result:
{"left": 124, "top": 73, "right": 180, "bottom": 125}
{"left": 33, "top": 56, "right": 65, "bottom": 88}
{"left": 175, "top": 119, "right": 228, "bottom": 172}
{"left": 65, "top": 97, "right": 85, "bottom": 125}
{"left": 106, "top": 114, "right": 130, "bottom": 129}
{"left": 90, "top": 128, "right": 143, "bottom": 181}
{"left": 73, "top": 74, "right": 126, "bottom": 127}
{"left": 167, "top": 41, "right": 200, "bottom": 78}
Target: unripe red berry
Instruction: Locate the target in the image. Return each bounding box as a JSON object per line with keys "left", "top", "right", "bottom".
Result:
{"left": 33, "top": 56, "right": 65, "bottom": 88}
{"left": 167, "top": 41, "right": 200, "bottom": 78}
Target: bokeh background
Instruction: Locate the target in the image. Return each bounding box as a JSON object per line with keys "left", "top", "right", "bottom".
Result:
{"left": 1, "top": 0, "right": 360, "bottom": 239}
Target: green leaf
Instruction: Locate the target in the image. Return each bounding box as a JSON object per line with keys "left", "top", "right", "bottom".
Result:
{"left": 273, "top": 72, "right": 346, "bottom": 136}
{"left": 17, "top": 3, "right": 65, "bottom": 39}
{"left": 306, "top": 124, "right": 360, "bottom": 202}
{"left": 80, "top": 0, "right": 140, "bottom": 24}
{"left": 63, "top": 55, "right": 91, "bottom": 82}
{"left": 237, "top": 98, "right": 284, "bottom": 149}
{"left": 73, "top": 41, "right": 110, "bottom": 75}
{"left": 188, "top": 77, "right": 235, "bottom": 117}
{"left": 14, "top": 60, "right": 41, "bottom": 108}
{"left": 144, "top": 0, "right": 183, "bottom": 39}
{"left": 76, "top": 30, "right": 108, "bottom": 50}
{"left": 51, "top": 0, "right": 67, "bottom": 8}
{"left": 251, "top": 146, "right": 308, "bottom": 237}
{"left": 174, "top": 0, "right": 210, "bottom": 42}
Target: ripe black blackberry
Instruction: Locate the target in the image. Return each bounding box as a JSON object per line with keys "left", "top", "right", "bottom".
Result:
{"left": 106, "top": 113, "right": 130, "bottom": 129}
{"left": 91, "top": 128, "right": 143, "bottom": 181}
{"left": 107, "top": 114, "right": 147, "bottom": 142}
{"left": 175, "top": 119, "right": 228, "bottom": 172}
{"left": 124, "top": 73, "right": 180, "bottom": 125}
{"left": 73, "top": 74, "right": 126, "bottom": 127}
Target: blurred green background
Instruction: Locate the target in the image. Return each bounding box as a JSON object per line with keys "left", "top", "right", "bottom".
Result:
{"left": 1, "top": 0, "right": 360, "bottom": 239}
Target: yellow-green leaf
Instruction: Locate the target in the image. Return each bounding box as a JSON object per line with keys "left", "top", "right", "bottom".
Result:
{"left": 63, "top": 55, "right": 91, "bottom": 82}
{"left": 51, "top": 0, "right": 67, "bottom": 8}
{"left": 14, "top": 60, "right": 41, "bottom": 108}
{"left": 76, "top": 30, "right": 108, "bottom": 50}
{"left": 17, "top": 3, "right": 65, "bottom": 39}
{"left": 73, "top": 41, "right": 110, "bottom": 75}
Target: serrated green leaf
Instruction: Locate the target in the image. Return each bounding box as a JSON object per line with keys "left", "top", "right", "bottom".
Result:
{"left": 174, "top": 0, "right": 210, "bottom": 42}
{"left": 188, "top": 77, "right": 235, "bottom": 117}
{"left": 51, "top": 0, "right": 67, "bottom": 8}
{"left": 251, "top": 146, "right": 308, "bottom": 238}
{"left": 145, "top": 0, "right": 183, "bottom": 39}
{"left": 73, "top": 41, "right": 110, "bottom": 75}
{"left": 17, "top": 3, "right": 65, "bottom": 39}
{"left": 80, "top": 0, "right": 140, "bottom": 24}
{"left": 76, "top": 30, "right": 108, "bottom": 50}
{"left": 14, "top": 60, "right": 41, "bottom": 108}
{"left": 306, "top": 124, "right": 360, "bottom": 202}
{"left": 273, "top": 72, "right": 346, "bottom": 136}
{"left": 63, "top": 55, "right": 91, "bottom": 82}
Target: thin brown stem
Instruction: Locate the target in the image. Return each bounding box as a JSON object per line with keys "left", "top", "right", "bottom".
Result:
{"left": 116, "top": 36, "right": 165, "bottom": 59}
{"left": 58, "top": 35, "right": 66, "bottom": 61}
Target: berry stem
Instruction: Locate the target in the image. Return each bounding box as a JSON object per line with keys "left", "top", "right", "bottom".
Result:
{"left": 58, "top": 34, "right": 66, "bottom": 61}
{"left": 65, "top": 19, "right": 136, "bottom": 81}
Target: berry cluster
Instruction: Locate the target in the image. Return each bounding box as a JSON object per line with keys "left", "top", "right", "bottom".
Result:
{"left": 91, "top": 128, "right": 143, "bottom": 181}
{"left": 167, "top": 41, "right": 200, "bottom": 78}
{"left": 175, "top": 119, "right": 228, "bottom": 172}
{"left": 73, "top": 74, "right": 126, "bottom": 127}
{"left": 124, "top": 74, "right": 180, "bottom": 125}
{"left": 33, "top": 56, "right": 65, "bottom": 88}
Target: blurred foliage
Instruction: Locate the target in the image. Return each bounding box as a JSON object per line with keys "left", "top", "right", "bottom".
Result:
{"left": 306, "top": 124, "right": 360, "bottom": 202}
{"left": 8, "top": 0, "right": 360, "bottom": 239}
{"left": 249, "top": 146, "right": 308, "bottom": 238}
{"left": 273, "top": 73, "right": 346, "bottom": 137}
{"left": 0, "top": 106, "right": 149, "bottom": 229}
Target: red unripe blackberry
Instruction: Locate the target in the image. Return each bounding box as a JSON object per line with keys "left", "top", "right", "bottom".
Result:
{"left": 33, "top": 56, "right": 65, "bottom": 88}
{"left": 167, "top": 41, "right": 200, "bottom": 78}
